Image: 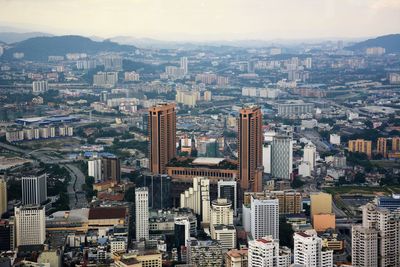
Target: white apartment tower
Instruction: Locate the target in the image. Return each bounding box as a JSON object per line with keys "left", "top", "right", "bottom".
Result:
{"left": 351, "top": 202, "right": 400, "bottom": 267}
{"left": 135, "top": 187, "right": 149, "bottom": 241}
{"left": 210, "top": 198, "right": 235, "bottom": 250}
{"left": 22, "top": 174, "right": 47, "bottom": 206}
{"left": 180, "top": 57, "right": 188, "bottom": 74}
{"left": 303, "top": 142, "right": 316, "bottom": 170}
{"left": 271, "top": 136, "right": 293, "bottom": 179}
{"left": 88, "top": 158, "right": 103, "bottom": 182}
{"left": 243, "top": 195, "right": 279, "bottom": 240}
{"left": 180, "top": 177, "right": 210, "bottom": 223}
{"left": 293, "top": 229, "right": 333, "bottom": 267}
{"left": 15, "top": 206, "right": 46, "bottom": 246}
{"left": 248, "top": 236, "right": 291, "bottom": 267}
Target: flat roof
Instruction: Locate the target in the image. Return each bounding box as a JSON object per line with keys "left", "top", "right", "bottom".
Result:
{"left": 192, "top": 157, "right": 225, "bottom": 166}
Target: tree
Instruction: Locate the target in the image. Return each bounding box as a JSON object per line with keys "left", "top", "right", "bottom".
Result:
{"left": 354, "top": 173, "right": 366, "bottom": 184}
{"left": 279, "top": 217, "right": 294, "bottom": 248}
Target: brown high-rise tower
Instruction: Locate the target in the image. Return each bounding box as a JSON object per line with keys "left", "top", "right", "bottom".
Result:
{"left": 149, "top": 103, "right": 176, "bottom": 174}
{"left": 238, "top": 105, "right": 263, "bottom": 193}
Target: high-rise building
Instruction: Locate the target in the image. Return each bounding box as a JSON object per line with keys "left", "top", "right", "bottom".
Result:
{"left": 174, "top": 217, "right": 191, "bottom": 248}
{"left": 352, "top": 202, "right": 400, "bottom": 267}
{"left": 101, "top": 156, "right": 121, "bottom": 182}
{"left": 248, "top": 236, "right": 291, "bottom": 267}
{"left": 377, "top": 137, "right": 388, "bottom": 158}
{"left": 218, "top": 180, "right": 237, "bottom": 216}
{"left": 271, "top": 136, "right": 293, "bottom": 180}
{"left": 243, "top": 194, "right": 279, "bottom": 240}
{"left": 348, "top": 139, "right": 372, "bottom": 158}
{"left": 137, "top": 174, "right": 171, "bottom": 209}
{"left": 392, "top": 136, "right": 400, "bottom": 152}
{"left": 22, "top": 174, "right": 47, "bottom": 206}
{"left": 180, "top": 57, "right": 188, "bottom": 74}
{"left": 210, "top": 198, "right": 235, "bottom": 249}
{"left": 15, "top": 206, "right": 46, "bottom": 246}
{"left": 293, "top": 229, "right": 333, "bottom": 267}
{"left": 88, "top": 158, "right": 102, "bottom": 182}
{"left": 0, "top": 219, "right": 14, "bottom": 251}
{"left": 262, "top": 143, "right": 271, "bottom": 174}
{"left": 32, "top": 81, "right": 48, "bottom": 93}
{"left": 180, "top": 177, "right": 210, "bottom": 223}
{"left": 149, "top": 103, "right": 176, "bottom": 175}
{"left": 187, "top": 239, "right": 223, "bottom": 267}
{"left": 351, "top": 225, "right": 379, "bottom": 267}
{"left": 303, "top": 142, "right": 316, "bottom": 170}
{"left": 310, "top": 192, "right": 332, "bottom": 218}
{"left": 0, "top": 179, "right": 7, "bottom": 216}
{"left": 238, "top": 105, "right": 263, "bottom": 193}
{"left": 135, "top": 187, "right": 149, "bottom": 241}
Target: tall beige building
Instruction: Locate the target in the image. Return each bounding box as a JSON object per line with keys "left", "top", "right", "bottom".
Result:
{"left": 377, "top": 137, "right": 388, "bottom": 158}
{"left": 210, "top": 198, "right": 235, "bottom": 249}
{"left": 310, "top": 192, "right": 332, "bottom": 218}
{"left": 348, "top": 139, "right": 372, "bottom": 158}
{"left": 351, "top": 225, "right": 379, "bottom": 267}
{"left": 0, "top": 179, "right": 7, "bottom": 216}
{"left": 149, "top": 103, "right": 176, "bottom": 175}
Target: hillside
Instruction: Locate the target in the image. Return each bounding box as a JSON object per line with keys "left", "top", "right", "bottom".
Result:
{"left": 0, "top": 31, "right": 53, "bottom": 44}
{"left": 347, "top": 34, "right": 400, "bottom": 53}
{"left": 2, "top": 35, "right": 135, "bottom": 60}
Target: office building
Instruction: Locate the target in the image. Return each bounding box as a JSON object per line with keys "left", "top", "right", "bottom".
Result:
{"left": 32, "top": 81, "right": 48, "bottom": 93}
{"left": 101, "top": 156, "right": 120, "bottom": 182}
{"left": 135, "top": 187, "right": 149, "bottom": 241}
{"left": 303, "top": 143, "right": 316, "bottom": 170}
{"left": 293, "top": 230, "right": 333, "bottom": 267}
{"left": 0, "top": 219, "right": 14, "bottom": 251}
{"left": 210, "top": 198, "right": 235, "bottom": 249}
{"left": 15, "top": 206, "right": 46, "bottom": 246}
{"left": 377, "top": 137, "right": 387, "bottom": 158}
{"left": 225, "top": 249, "right": 248, "bottom": 267}
{"left": 218, "top": 180, "right": 238, "bottom": 216}
{"left": 180, "top": 57, "right": 188, "bottom": 74}
{"left": 213, "top": 225, "right": 236, "bottom": 250}
{"left": 149, "top": 103, "right": 176, "bottom": 175}
{"left": 137, "top": 174, "right": 172, "bottom": 209}
{"left": 187, "top": 239, "right": 223, "bottom": 267}
{"left": 248, "top": 236, "right": 291, "bottom": 267}
{"left": 174, "top": 217, "right": 191, "bottom": 248}
{"left": 310, "top": 192, "right": 332, "bottom": 219}
{"left": 88, "top": 158, "right": 102, "bottom": 182}
{"left": 351, "top": 225, "right": 379, "bottom": 267}
{"left": 271, "top": 136, "right": 293, "bottom": 180}
{"left": 262, "top": 143, "right": 271, "bottom": 174}
{"left": 238, "top": 105, "right": 263, "bottom": 193}
{"left": 22, "top": 174, "right": 47, "bottom": 206}
{"left": 0, "top": 179, "right": 7, "bottom": 216}
{"left": 180, "top": 177, "right": 210, "bottom": 223}
{"left": 348, "top": 139, "right": 372, "bottom": 158}
{"left": 243, "top": 194, "right": 279, "bottom": 239}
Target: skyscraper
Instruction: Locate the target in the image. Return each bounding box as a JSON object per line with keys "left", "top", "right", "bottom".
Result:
{"left": 293, "top": 229, "right": 333, "bottom": 267}
{"left": 0, "top": 179, "right": 7, "bottom": 216}
{"left": 135, "top": 187, "right": 149, "bottom": 241}
{"left": 88, "top": 158, "right": 102, "bottom": 182}
{"left": 101, "top": 156, "right": 121, "bottom": 182}
{"left": 14, "top": 206, "right": 46, "bottom": 246}
{"left": 149, "top": 103, "right": 176, "bottom": 175}
{"left": 303, "top": 142, "right": 316, "bottom": 170}
{"left": 22, "top": 174, "right": 47, "bottom": 206}
{"left": 238, "top": 105, "right": 263, "bottom": 193}
{"left": 310, "top": 192, "right": 332, "bottom": 219}
{"left": 248, "top": 236, "right": 291, "bottom": 267}
{"left": 271, "top": 136, "right": 293, "bottom": 180}
{"left": 218, "top": 180, "right": 237, "bottom": 216}
{"left": 180, "top": 57, "right": 188, "bottom": 74}
{"left": 180, "top": 177, "right": 210, "bottom": 223}
{"left": 351, "top": 225, "right": 379, "bottom": 267}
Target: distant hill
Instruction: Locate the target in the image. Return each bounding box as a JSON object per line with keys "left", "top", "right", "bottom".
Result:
{"left": 347, "top": 34, "right": 400, "bottom": 53}
{"left": 0, "top": 31, "right": 53, "bottom": 44}
{"left": 3, "top": 35, "right": 136, "bottom": 60}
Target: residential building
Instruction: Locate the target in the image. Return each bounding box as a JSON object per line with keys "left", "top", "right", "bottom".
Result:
{"left": 187, "top": 239, "right": 223, "bottom": 267}
{"left": 32, "top": 81, "right": 48, "bottom": 93}
{"left": 210, "top": 198, "right": 235, "bottom": 249}
{"left": 351, "top": 225, "right": 379, "bottom": 267}
{"left": 377, "top": 137, "right": 387, "bottom": 158}
{"left": 180, "top": 177, "right": 210, "bottom": 223}
{"left": 88, "top": 158, "right": 102, "bottom": 182}
{"left": 225, "top": 249, "right": 248, "bottom": 267}
{"left": 348, "top": 139, "right": 372, "bottom": 158}
{"left": 135, "top": 187, "right": 149, "bottom": 241}
{"left": 248, "top": 236, "right": 291, "bottom": 267}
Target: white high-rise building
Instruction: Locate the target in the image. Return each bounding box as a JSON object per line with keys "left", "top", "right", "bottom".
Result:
{"left": 293, "top": 229, "right": 333, "bottom": 267}
{"left": 174, "top": 217, "right": 191, "bottom": 247}
{"left": 135, "top": 187, "right": 149, "bottom": 241}
{"left": 88, "top": 158, "right": 103, "bottom": 182}
{"left": 210, "top": 198, "right": 235, "bottom": 249}
{"left": 262, "top": 143, "right": 271, "bottom": 174}
{"left": 180, "top": 177, "right": 210, "bottom": 223}
{"left": 248, "top": 236, "right": 291, "bottom": 267}
{"left": 351, "top": 202, "right": 400, "bottom": 267}
{"left": 180, "top": 57, "right": 188, "bottom": 74}
{"left": 351, "top": 225, "right": 379, "bottom": 267}
{"left": 22, "top": 174, "right": 47, "bottom": 206}
{"left": 32, "top": 81, "right": 48, "bottom": 93}
{"left": 243, "top": 195, "right": 279, "bottom": 240}
{"left": 303, "top": 142, "right": 316, "bottom": 171}
{"left": 0, "top": 178, "right": 7, "bottom": 216}
{"left": 271, "top": 136, "right": 293, "bottom": 179}
{"left": 15, "top": 206, "right": 46, "bottom": 246}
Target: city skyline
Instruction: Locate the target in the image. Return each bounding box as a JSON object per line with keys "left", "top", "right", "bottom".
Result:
{"left": 0, "top": 0, "right": 399, "bottom": 41}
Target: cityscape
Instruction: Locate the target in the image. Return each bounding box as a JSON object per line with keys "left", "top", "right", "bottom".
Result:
{"left": 0, "top": 1, "right": 400, "bottom": 267}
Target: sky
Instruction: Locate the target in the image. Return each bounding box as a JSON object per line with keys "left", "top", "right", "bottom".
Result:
{"left": 0, "top": 0, "right": 400, "bottom": 41}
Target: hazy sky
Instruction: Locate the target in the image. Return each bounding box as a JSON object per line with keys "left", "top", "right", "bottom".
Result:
{"left": 1, "top": 0, "right": 400, "bottom": 40}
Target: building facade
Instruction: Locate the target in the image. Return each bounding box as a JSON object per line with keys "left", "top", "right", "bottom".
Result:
{"left": 135, "top": 187, "right": 149, "bottom": 241}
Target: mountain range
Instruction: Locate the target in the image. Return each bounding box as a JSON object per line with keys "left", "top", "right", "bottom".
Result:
{"left": 346, "top": 34, "right": 400, "bottom": 53}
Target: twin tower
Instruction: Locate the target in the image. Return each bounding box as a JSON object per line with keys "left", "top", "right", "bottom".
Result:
{"left": 148, "top": 102, "right": 264, "bottom": 194}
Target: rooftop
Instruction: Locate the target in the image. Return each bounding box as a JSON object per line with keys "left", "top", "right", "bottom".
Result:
{"left": 88, "top": 207, "right": 127, "bottom": 220}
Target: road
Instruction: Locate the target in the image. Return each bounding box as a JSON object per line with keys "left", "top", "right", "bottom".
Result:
{"left": 65, "top": 164, "right": 87, "bottom": 209}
